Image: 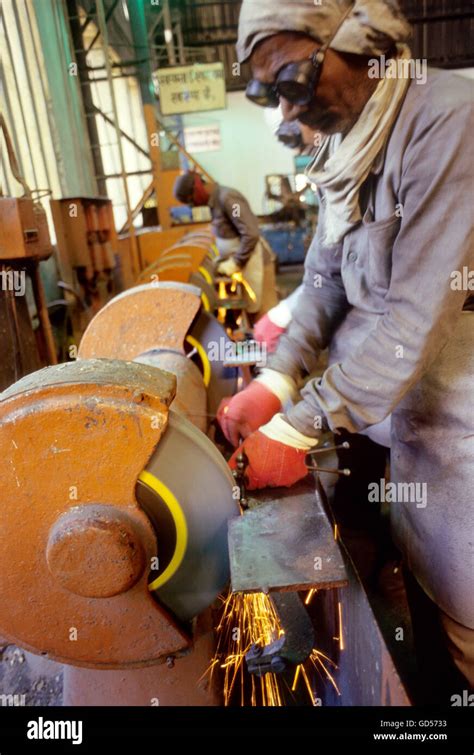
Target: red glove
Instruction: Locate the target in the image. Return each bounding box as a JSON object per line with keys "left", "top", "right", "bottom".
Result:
{"left": 253, "top": 314, "right": 286, "bottom": 353}
{"left": 217, "top": 382, "right": 281, "bottom": 447}
{"left": 229, "top": 431, "right": 309, "bottom": 490}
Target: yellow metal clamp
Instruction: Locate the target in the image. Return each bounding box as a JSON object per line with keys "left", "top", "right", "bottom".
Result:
{"left": 230, "top": 271, "right": 257, "bottom": 303}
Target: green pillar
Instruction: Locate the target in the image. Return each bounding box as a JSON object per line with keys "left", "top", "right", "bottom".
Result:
{"left": 33, "top": 0, "right": 96, "bottom": 196}
{"left": 126, "top": 0, "right": 156, "bottom": 105}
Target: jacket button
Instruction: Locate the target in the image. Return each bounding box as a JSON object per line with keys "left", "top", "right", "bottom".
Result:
{"left": 348, "top": 251, "right": 357, "bottom": 262}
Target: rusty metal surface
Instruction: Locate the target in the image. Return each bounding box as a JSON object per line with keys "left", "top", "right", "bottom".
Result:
{"left": 0, "top": 357, "right": 176, "bottom": 401}
{"left": 135, "top": 349, "right": 207, "bottom": 432}
{"left": 228, "top": 479, "right": 348, "bottom": 594}
{"left": 46, "top": 505, "right": 147, "bottom": 598}
{"left": 0, "top": 359, "right": 191, "bottom": 668}
{"left": 63, "top": 609, "right": 220, "bottom": 706}
{"left": 137, "top": 264, "right": 193, "bottom": 286}
{"left": 30, "top": 261, "right": 57, "bottom": 365}
{"left": 163, "top": 243, "right": 208, "bottom": 267}
{"left": 135, "top": 243, "right": 208, "bottom": 285}
{"left": 78, "top": 283, "right": 201, "bottom": 359}
{"left": 0, "top": 284, "right": 42, "bottom": 390}
{"left": 0, "top": 198, "right": 52, "bottom": 260}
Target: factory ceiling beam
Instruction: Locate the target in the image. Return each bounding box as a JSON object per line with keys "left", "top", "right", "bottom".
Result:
{"left": 126, "top": 0, "right": 171, "bottom": 231}
{"left": 83, "top": 0, "right": 120, "bottom": 56}
{"left": 78, "top": 0, "right": 133, "bottom": 54}
{"left": 79, "top": 0, "right": 96, "bottom": 34}
{"left": 161, "top": 0, "right": 176, "bottom": 65}
{"left": 66, "top": 0, "right": 107, "bottom": 196}
{"left": 95, "top": 0, "right": 141, "bottom": 273}
{"left": 147, "top": 9, "right": 163, "bottom": 42}
{"left": 92, "top": 104, "right": 151, "bottom": 160}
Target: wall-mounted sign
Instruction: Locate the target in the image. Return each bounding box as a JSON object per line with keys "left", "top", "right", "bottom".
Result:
{"left": 184, "top": 125, "right": 221, "bottom": 153}
{"left": 155, "top": 63, "right": 226, "bottom": 115}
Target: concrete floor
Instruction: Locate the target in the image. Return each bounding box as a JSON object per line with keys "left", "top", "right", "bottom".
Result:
{"left": 0, "top": 645, "right": 62, "bottom": 706}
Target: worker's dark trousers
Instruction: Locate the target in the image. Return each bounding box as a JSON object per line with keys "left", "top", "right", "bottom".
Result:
{"left": 333, "top": 431, "right": 473, "bottom": 705}
{"left": 403, "top": 569, "right": 473, "bottom": 706}
{"left": 332, "top": 431, "right": 393, "bottom": 585}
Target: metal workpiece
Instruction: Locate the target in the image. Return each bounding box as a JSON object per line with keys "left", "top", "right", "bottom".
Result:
{"left": 228, "top": 479, "right": 348, "bottom": 594}
{"left": 229, "top": 479, "right": 346, "bottom": 678}
{"left": 246, "top": 592, "right": 316, "bottom": 675}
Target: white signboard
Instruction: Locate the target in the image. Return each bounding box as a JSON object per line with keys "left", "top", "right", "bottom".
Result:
{"left": 184, "top": 125, "right": 221, "bottom": 153}
{"left": 156, "top": 63, "right": 226, "bottom": 115}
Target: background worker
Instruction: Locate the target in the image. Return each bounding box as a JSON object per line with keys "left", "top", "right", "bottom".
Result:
{"left": 173, "top": 171, "right": 278, "bottom": 317}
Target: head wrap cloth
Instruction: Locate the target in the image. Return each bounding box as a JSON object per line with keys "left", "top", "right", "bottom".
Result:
{"left": 237, "top": 1, "right": 413, "bottom": 245}
{"left": 237, "top": 0, "right": 411, "bottom": 63}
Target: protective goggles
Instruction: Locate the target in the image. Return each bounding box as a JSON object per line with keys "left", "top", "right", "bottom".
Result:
{"left": 245, "top": 47, "right": 325, "bottom": 108}
{"left": 245, "top": 2, "right": 354, "bottom": 109}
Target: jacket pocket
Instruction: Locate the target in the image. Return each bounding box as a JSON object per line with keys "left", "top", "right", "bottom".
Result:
{"left": 362, "top": 209, "right": 401, "bottom": 292}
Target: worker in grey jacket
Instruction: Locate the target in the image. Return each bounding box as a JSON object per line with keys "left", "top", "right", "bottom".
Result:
{"left": 173, "top": 172, "right": 277, "bottom": 315}
{"left": 218, "top": 0, "right": 474, "bottom": 699}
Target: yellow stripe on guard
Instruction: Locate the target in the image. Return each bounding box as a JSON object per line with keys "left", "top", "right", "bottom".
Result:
{"left": 205, "top": 244, "right": 219, "bottom": 260}
{"left": 139, "top": 469, "right": 188, "bottom": 592}
{"left": 201, "top": 292, "right": 211, "bottom": 311}
{"left": 198, "top": 265, "right": 213, "bottom": 284}
{"left": 185, "top": 334, "right": 211, "bottom": 387}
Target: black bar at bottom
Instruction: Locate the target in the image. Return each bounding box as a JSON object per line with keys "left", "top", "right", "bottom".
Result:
{"left": 0, "top": 705, "right": 472, "bottom": 750}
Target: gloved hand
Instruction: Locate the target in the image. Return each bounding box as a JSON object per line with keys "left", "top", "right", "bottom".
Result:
{"left": 216, "top": 257, "right": 240, "bottom": 277}
{"left": 229, "top": 414, "right": 318, "bottom": 489}
{"left": 217, "top": 381, "right": 281, "bottom": 447}
{"left": 253, "top": 313, "right": 286, "bottom": 353}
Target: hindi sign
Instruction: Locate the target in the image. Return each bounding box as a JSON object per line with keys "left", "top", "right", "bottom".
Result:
{"left": 184, "top": 125, "right": 221, "bottom": 153}
{"left": 156, "top": 63, "right": 226, "bottom": 115}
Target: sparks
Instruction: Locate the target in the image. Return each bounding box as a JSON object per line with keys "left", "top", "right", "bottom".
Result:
{"left": 208, "top": 587, "right": 340, "bottom": 706}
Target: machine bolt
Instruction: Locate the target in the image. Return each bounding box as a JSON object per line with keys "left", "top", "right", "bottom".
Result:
{"left": 46, "top": 505, "right": 147, "bottom": 598}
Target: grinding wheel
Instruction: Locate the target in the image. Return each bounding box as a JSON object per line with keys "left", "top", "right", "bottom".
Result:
{"left": 136, "top": 410, "right": 239, "bottom": 623}
{"left": 187, "top": 310, "right": 238, "bottom": 415}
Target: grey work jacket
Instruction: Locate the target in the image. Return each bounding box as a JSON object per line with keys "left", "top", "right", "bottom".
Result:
{"left": 208, "top": 185, "right": 260, "bottom": 265}
{"left": 269, "top": 69, "right": 474, "bottom": 628}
